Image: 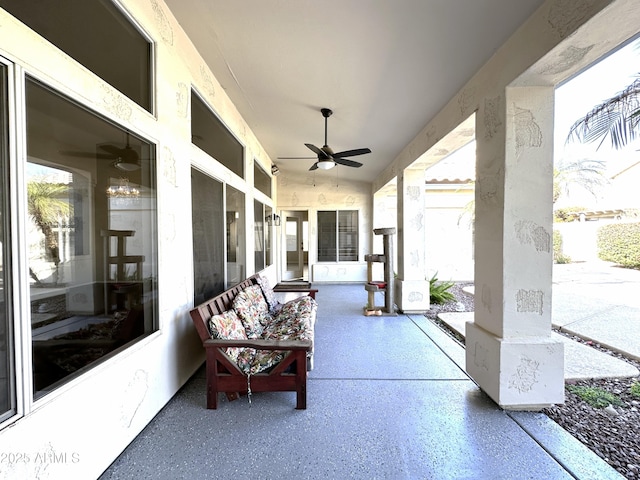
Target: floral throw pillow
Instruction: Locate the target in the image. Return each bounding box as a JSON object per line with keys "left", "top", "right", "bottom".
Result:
{"left": 208, "top": 309, "right": 247, "bottom": 364}
{"left": 232, "top": 284, "right": 271, "bottom": 338}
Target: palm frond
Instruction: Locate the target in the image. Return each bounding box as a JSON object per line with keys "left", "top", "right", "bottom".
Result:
{"left": 553, "top": 158, "right": 608, "bottom": 202}
{"left": 566, "top": 77, "right": 640, "bottom": 150}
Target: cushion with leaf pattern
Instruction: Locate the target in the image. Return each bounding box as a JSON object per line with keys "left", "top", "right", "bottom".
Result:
{"left": 208, "top": 309, "right": 247, "bottom": 364}
{"left": 256, "top": 275, "right": 283, "bottom": 315}
{"left": 236, "top": 348, "right": 286, "bottom": 375}
{"left": 232, "top": 284, "right": 271, "bottom": 338}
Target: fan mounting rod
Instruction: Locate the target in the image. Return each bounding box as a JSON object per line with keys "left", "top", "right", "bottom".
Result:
{"left": 321, "top": 108, "right": 332, "bottom": 146}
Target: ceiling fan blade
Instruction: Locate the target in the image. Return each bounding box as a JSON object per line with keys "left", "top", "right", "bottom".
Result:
{"left": 305, "top": 143, "right": 330, "bottom": 159}
{"left": 309, "top": 162, "right": 319, "bottom": 171}
{"left": 334, "top": 158, "right": 362, "bottom": 168}
{"left": 100, "top": 144, "right": 125, "bottom": 155}
{"left": 332, "top": 148, "right": 371, "bottom": 158}
{"left": 60, "top": 150, "right": 116, "bottom": 159}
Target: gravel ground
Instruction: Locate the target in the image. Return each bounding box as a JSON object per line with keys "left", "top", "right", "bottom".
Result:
{"left": 426, "top": 283, "right": 640, "bottom": 479}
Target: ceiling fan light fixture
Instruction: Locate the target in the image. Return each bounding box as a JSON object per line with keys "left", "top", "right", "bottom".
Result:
{"left": 113, "top": 158, "right": 141, "bottom": 171}
{"left": 317, "top": 159, "right": 335, "bottom": 170}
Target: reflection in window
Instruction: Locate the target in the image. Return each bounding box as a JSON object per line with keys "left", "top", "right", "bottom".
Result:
{"left": 191, "top": 169, "right": 224, "bottom": 304}
{"left": 254, "top": 162, "right": 271, "bottom": 197}
{"left": 0, "top": 0, "right": 152, "bottom": 112}
{"left": 0, "top": 64, "right": 13, "bottom": 421}
{"left": 317, "top": 210, "right": 359, "bottom": 262}
{"left": 26, "top": 77, "right": 157, "bottom": 399}
{"left": 225, "top": 185, "right": 245, "bottom": 287}
{"left": 191, "top": 91, "right": 244, "bottom": 178}
{"left": 254, "top": 200, "right": 265, "bottom": 271}
{"left": 265, "top": 205, "right": 273, "bottom": 267}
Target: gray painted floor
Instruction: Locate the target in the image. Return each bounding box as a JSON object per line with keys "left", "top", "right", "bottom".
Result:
{"left": 100, "top": 284, "right": 622, "bottom": 480}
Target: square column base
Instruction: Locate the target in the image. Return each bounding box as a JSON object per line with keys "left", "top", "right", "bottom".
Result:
{"left": 395, "top": 279, "right": 429, "bottom": 313}
{"left": 465, "top": 321, "right": 564, "bottom": 410}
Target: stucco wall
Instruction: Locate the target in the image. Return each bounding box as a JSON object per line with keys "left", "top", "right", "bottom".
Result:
{"left": 276, "top": 171, "right": 373, "bottom": 282}
{"left": 0, "top": 1, "right": 276, "bottom": 478}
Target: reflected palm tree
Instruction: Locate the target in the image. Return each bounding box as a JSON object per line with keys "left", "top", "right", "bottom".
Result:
{"left": 27, "top": 181, "right": 71, "bottom": 284}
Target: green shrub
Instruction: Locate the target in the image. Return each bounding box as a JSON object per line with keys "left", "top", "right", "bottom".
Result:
{"left": 553, "top": 230, "right": 571, "bottom": 264}
{"left": 631, "top": 382, "right": 640, "bottom": 398}
{"left": 429, "top": 272, "right": 455, "bottom": 304}
{"left": 597, "top": 222, "right": 640, "bottom": 268}
{"left": 567, "top": 385, "right": 622, "bottom": 409}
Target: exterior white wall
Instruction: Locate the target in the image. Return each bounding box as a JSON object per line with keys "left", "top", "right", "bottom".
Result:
{"left": 373, "top": 184, "right": 475, "bottom": 283}
{"left": 276, "top": 171, "right": 373, "bottom": 283}
{"left": 556, "top": 217, "right": 638, "bottom": 262}
{"left": 424, "top": 187, "right": 475, "bottom": 282}
{"left": 0, "top": 1, "right": 277, "bottom": 478}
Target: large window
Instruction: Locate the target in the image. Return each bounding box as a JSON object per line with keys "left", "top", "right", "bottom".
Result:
{"left": 254, "top": 201, "right": 274, "bottom": 271}
{"left": 225, "top": 185, "right": 245, "bottom": 287}
{"left": 26, "top": 77, "right": 158, "bottom": 399}
{"left": 191, "top": 169, "right": 224, "bottom": 304}
{"left": 0, "top": 64, "right": 13, "bottom": 422}
{"left": 317, "top": 210, "right": 359, "bottom": 262}
{"left": 1, "top": 0, "right": 152, "bottom": 112}
{"left": 254, "top": 200, "right": 265, "bottom": 272}
{"left": 191, "top": 91, "right": 244, "bottom": 178}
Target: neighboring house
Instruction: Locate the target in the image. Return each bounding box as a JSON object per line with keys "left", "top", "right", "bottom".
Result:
{"left": 424, "top": 142, "right": 475, "bottom": 282}
{"left": 555, "top": 157, "right": 640, "bottom": 261}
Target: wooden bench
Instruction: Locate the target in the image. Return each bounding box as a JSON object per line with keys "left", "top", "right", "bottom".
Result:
{"left": 189, "top": 275, "right": 316, "bottom": 409}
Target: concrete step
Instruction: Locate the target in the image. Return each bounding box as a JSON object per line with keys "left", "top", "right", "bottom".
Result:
{"left": 437, "top": 312, "right": 639, "bottom": 380}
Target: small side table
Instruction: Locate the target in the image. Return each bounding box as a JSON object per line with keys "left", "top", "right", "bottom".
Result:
{"left": 272, "top": 282, "right": 318, "bottom": 300}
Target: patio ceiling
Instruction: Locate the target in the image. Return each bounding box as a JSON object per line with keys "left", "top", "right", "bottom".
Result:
{"left": 165, "top": 0, "right": 546, "bottom": 183}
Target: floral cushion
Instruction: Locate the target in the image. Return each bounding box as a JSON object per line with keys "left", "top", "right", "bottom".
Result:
{"left": 264, "top": 295, "right": 316, "bottom": 347}
{"left": 208, "top": 309, "right": 247, "bottom": 364}
{"left": 236, "top": 348, "right": 287, "bottom": 375}
{"left": 210, "top": 288, "right": 316, "bottom": 375}
{"left": 232, "top": 284, "right": 271, "bottom": 338}
{"left": 256, "top": 275, "right": 283, "bottom": 315}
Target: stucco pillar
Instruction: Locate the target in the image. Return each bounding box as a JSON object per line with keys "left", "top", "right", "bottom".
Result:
{"left": 466, "top": 86, "right": 564, "bottom": 410}
{"left": 396, "top": 168, "right": 429, "bottom": 313}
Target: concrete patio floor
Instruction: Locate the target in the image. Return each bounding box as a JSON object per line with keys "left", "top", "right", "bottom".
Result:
{"left": 100, "top": 284, "right": 622, "bottom": 479}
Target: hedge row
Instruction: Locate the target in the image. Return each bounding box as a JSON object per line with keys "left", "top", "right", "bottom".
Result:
{"left": 553, "top": 229, "right": 571, "bottom": 264}
{"left": 597, "top": 222, "right": 640, "bottom": 268}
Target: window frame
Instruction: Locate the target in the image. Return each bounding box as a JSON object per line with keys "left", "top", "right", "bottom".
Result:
{"left": 0, "top": 57, "right": 16, "bottom": 426}
{"left": 22, "top": 73, "right": 160, "bottom": 403}
{"left": 253, "top": 200, "right": 274, "bottom": 272}
{"left": 317, "top": 209, "right": 360, "bottom": 263}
